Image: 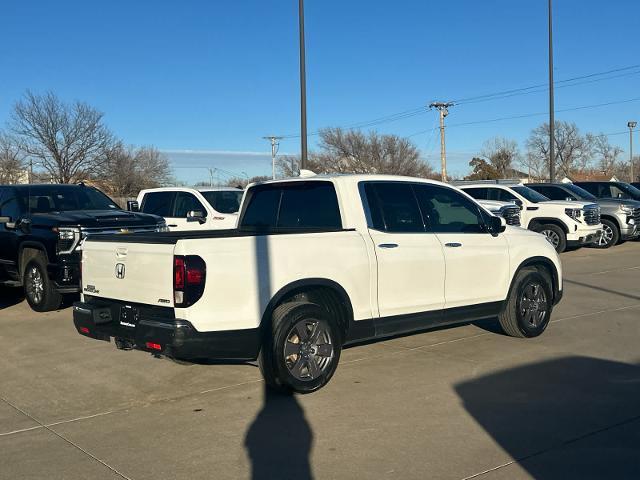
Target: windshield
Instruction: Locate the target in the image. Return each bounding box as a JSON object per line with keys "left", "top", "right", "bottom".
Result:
{"left": 201, "top": 190, "right": 243, "bottom": 214}
{"left": 26, "top": 187, "right": 119, "bottom": 213}
{"left": 511, "top": 186, "right": 549, "bottom": 203}
{"left": 564, "top": 184, "right": 598, "bottom": 202}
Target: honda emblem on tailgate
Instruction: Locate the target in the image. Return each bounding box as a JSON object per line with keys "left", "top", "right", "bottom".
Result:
{"left": 115, "top": 263, "right": 126, "bottom": 279}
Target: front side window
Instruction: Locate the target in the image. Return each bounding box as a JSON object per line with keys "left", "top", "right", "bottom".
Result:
{"left": 414, "top": 185, "right": 485, "bottom": 233}
{"left": 531, "top": 185, "right": 574, "bottom": 201}
{"left": 174, "top": 192, "right": 206, "bottom": 218}
{"left": 240, "top": 181, "right": 342, "bottom": 230}
{"left": 511, "top": 186, "right": 549, "bottom": 203}
{"left": 363, "top": 182, "right": 424, "bottom": 233}
{"left": 141, "top": 191, "right": 175, "bottom": 217}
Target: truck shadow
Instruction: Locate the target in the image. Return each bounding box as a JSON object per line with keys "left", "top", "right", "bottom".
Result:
{"left": 244, "top": 386, "right": 314, "bottom": 480}
{"left": 455, "top": 356, "right": 640, "bottom": 479}
{"left": 0, "top": 287, "right": 25, "bottom": 309}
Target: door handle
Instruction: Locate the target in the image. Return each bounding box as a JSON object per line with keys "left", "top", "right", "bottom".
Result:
{"left": 378, "top": 243, "right": 399, "bottom": 249}
{"left": 444, "top": 242, "right": 462, "bottom": 248}
{"left": 168, "top": 224, "right": 178, "bottom": 228}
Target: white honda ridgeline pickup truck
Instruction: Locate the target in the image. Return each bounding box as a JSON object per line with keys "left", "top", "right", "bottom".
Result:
{"left": 73, "top": 175, "right": 563, "bottom": 394}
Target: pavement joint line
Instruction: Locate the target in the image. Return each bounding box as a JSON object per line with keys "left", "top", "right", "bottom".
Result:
{"left": 461, "top": 414, "right": 640, "bottom": 480}
{"left": 550, "top": 303, "right": 640, "bottom": 324}
{"left": 582, "top": 265, "right": 640, "bottom": 276}
{"left": 0, "top": 409, "right": 116, "bottom": 437}
{"left": 0, "top": 396, "right": 133, "bottom": 480}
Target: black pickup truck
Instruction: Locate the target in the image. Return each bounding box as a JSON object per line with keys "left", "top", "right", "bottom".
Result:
{"left": 0, "top": 183, "right": 166, "bottom": 312}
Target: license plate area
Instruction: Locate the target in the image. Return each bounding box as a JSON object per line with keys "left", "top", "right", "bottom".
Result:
{"left": 119, "top": 305, "right": 139, "bottom": 328}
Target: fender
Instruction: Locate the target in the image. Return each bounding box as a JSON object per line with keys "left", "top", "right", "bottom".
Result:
{"left": 18, "top": 241, "right": 52, "bottom": 274}
{"left": 509, "top": 256, "right": 561, "bottom": 305}
{"left": 259, "top": 278, "right": 354, "bottom": 331}
{"left": 528, "top": 217, "right": 569, "bottom": 234}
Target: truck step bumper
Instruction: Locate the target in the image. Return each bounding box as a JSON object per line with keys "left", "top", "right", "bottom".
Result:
{"left": 73, "top": 301, "right": 260, "bottom": 361}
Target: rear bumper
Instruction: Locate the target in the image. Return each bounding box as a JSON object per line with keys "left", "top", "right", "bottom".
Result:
{"left": 73, "top": 300, "right": 260, "bottom": 361}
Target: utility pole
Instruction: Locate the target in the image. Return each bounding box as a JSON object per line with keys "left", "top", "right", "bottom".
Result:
{"left": 629, "top": 121, "right": 637, "bottom": 182}
{"left": 429, "top": 102, "right": 454, "bottom": 182}
{"left": 548, "top": 0, "right": 556, "bottom": 182}
{"left": 207, "top": 168, "right": 215, "bottom": 187}
{"left": 298, "top": 0, "right": 308, "bottom": 170}
{"left": 262, "top": 136, "right": 283, "bottom": 179}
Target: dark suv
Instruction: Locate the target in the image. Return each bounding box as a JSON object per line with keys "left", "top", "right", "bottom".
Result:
{"left": 0, "top": 184, "right": 166, "bottom": 312}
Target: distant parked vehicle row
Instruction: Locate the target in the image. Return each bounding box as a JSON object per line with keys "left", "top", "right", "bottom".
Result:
{"left": 526, "top": 182, "right": 640, "bottom": 248}
{"left": 455, "top": 181, "right": 602, "bottom": 253}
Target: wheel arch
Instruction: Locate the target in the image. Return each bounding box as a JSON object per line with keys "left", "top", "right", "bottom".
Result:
{"left": 510, "top": 256, "right": 561, "bottom": 305}
{"left": 260, "top": 278, "right": 355, "bottom": 340}
{"left": 528, "top": 217, "right": 569, "bottom": 234}
{"left": 599, "top": 214, "right": 620, "bottom": 230}
{"left": 18, "top": 242, "right": 50, "bottom": 279}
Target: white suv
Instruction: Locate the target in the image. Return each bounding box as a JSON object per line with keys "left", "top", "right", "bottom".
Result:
{"left": 136, "top": 187, "right": 243, "bottom": 231}
{"left": 459, "top": 182, "right": 602, "bottom": 253}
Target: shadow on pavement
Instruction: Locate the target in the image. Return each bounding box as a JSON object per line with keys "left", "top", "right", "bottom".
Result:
{"left": 564, "top": 278, "right": 640, "bottom": 302}
{"left": 244, "top": 387, "right": 313, "bottom": 480}
{"left": 455, "top": 356, "right": 640, "bottom": 479}
{"left": 0, "top": 287, "right": 24, "bottom": 309}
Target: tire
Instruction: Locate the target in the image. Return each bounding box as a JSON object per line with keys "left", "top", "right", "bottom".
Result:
{"left": 498, "top": 269, "right": 553, "bottom": 338}
{"left": 259, "top": 301, "right": 342, "bottom": 394}
{"left": 23, "top": 255, "right": 62, "bottom": 312}
{"left": 592, "top": 219, "right": 619, "bottom": 249}
{"left": 535, "top": 223, "right": 567, "bottom": 253}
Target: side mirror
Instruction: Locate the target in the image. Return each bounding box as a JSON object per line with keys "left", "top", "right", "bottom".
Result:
{"left": 0, "top": 216, "right": 11, "bottom": 224}
{"left": 187, "top": 210, "right": 206, "bottom": 224}
{"left": 566, "top": 197, "right": 574, "bottom": 202}
{"left": 513, "top": 199, "right": 523, "bottom": 210}
{"left": 18, "top": 218, "right": 31, "bottom": 233}
{"left": 489, "top": 215, "right": 506, "bottom": 236}
{"left": 127, "top": 200, "right": 139, "bottom": 212}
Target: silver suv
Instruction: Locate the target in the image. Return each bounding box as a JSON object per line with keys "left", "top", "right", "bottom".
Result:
{"left": 527, "top": 182, "right": 640, "bottom": 248}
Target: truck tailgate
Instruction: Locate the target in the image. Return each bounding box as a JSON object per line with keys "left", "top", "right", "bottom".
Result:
{"left": 81, "top": 240, "right": 175, "bottom": 306}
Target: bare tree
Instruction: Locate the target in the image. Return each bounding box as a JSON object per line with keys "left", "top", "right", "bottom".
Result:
{"left": 587, "top": 133, "right": 623, "bottom": 176}
{"left": 222, "top": 175, "right": 270, "bottom": 189}
{"left": 480, "top": 137, "right": 520, "bottom": 177}
{"left": 0, "top": 132, "right": 27, "bottom": 184}
{"left": 526, "top": 121, "right": 591, "bottom": 179}
{"left": 10, "top": 91, "right": 114, "bottom": 183}
{"left": 278, "top": 128, "right": 435, "bottom": 178}
{"left": 99, "top": 144, "right": 171, "bottom": 196}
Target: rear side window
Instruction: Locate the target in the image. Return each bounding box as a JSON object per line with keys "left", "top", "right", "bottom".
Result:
{"left": 240, "top": 182, "right": 342, "bottom": 230}
{"left": 463, "top": 188, "right": 488, "bottom": 200}
{"left": 575, "top": 183, "right": 601, "bottom": 197}
{"left": 0, "top": 188, "right": 24, "bottom": 220}
{"left": 362, "top": 182, "right": 424, "bottom": 233}
{"left": 141, "top": 192, "right": 175, "bottom": 217}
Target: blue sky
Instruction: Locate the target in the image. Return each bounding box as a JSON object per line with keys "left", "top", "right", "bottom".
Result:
{"left": 1, "top": 0, "right": 639, "bottom": 183}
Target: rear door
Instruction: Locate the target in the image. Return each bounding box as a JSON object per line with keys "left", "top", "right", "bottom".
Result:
{"left": 81, "top": 240, "right": 176, "bottom": 306}
{"left": 414, "top": 184, "right": 510, "bottom": 308}
{"left": 361, "top": 182, "right": 446, "bottom": 319}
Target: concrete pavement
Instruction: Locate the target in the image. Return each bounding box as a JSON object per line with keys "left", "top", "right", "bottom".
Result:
{"left": 1, "top": 242, "right": 640, "bottom": 479}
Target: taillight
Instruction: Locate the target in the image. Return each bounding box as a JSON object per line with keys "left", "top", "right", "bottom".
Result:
{"left": 173, "top": 255, "right": 206, "bottom": 307}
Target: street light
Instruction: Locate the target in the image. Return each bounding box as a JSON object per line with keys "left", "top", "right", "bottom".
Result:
{"left": 548, "top": 0, "right": 555, "bottom": 182}
{"left": 298, "top": 0, "right": 308, "bottom": 170}
{"left": 629, "top": 121, "right": 637, "bottom": 182}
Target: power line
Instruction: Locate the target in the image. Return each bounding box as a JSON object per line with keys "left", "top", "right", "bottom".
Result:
{"left": 277, "top": 63, "right": 640, "bottom": 139}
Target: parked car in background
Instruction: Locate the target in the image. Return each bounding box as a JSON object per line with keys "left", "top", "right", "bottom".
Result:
{"left": 136, "top": 187, "right": 243, "bottom": 231}
{"left": 527, "top": 182, "right": 640, "bottom": 248}
{"left": 476, "top": 200, "right": 521, "bottom": 226}
{"left": 574, "top": 181, "right": 640, "bottom": 203}
{"left": 457, "top": 181, "right": 602, "bottom": 253}
{"left": 74, "top": 175, "right": 563, "bottom": 394}
{"left": 0, "top": 184, "right": 166, "bottom": 311}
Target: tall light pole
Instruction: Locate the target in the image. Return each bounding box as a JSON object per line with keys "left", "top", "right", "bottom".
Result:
{"left": 262, "top": 136, "right": 283, "bottom": 179}
{"left": 298, "top": 0, "right": 308, "bottom": 170}
{"left": 429, "top": 102, "right": 454, "bottom": 182}
{"left": 548, "top": 0, "right": 556, "bottom": 182}
{"left": 629, "top": 121, "right": 637, "bottom": 182}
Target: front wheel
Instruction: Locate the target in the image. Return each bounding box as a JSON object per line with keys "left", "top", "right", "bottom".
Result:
{"left": 259, "top": 302, "right": 342, "bottom": 394}
{"left": 535, "top": 224, "right": 567, "bottom": 253}
{"left": 592, "top": 219, "right": 619, "bottom": 249}
{"left": 23, "top": 256, "right": 62, "bottom": 312}
{"left": 498, "top": 269, "right": 553, "bottom": 338}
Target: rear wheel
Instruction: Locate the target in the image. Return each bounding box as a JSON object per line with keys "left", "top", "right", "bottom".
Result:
{"left": 535, "top": 224, "right": 567, "bottom": 253}
{"left": 23, "top": 255, "right": 62, "bottom": 312}
{"left": 498, "top": 269, "right": 553, "bottom": 338}
{"left": 593, "top": 219, "right": 618, "bottom": 249}
{"left": 259, "top": 302, "right": 342, "bottom": 394}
